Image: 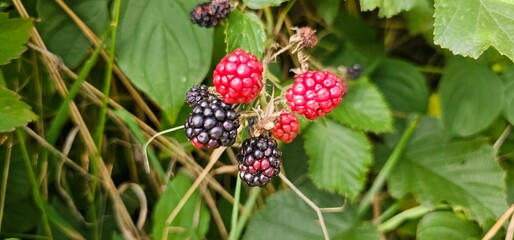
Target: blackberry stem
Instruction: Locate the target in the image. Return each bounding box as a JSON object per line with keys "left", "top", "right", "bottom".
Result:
{"left": 357, "top": 114, "right": 421, "bottom": 217}
{"left": 228, "top": 177, "right": 242, "bottom": 240}
{"left": 231, "top": 187, "right": 263, "bottom": 239}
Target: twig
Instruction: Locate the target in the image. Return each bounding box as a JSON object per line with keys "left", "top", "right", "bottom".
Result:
{"left": 12, "top": 1, "right": 141, "bottom": 238}
{"left": 507, "top": 210, "right": 514, "bottom": 240}
{"left": 483, "top": 204, "right": 514, "bottom": 240}
{"left": 143, "top": 126, "right": 185, "bottom": 173}
{"left": 279, "top": 172, "right": 347, "bottom": 240}
{"left": 494, "top": 124, "right": 512, "bottom": 150}
{"left": 0, "top": 138, "right": 12, "bottom": 229}
{"left": 162, "top": 148, "right": 226, "bottom": 239}
{"left": 117, "top": 183, "right": 148, "bottom": 230}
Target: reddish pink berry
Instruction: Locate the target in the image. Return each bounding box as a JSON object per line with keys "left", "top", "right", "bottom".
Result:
{"left": 285, "top": 71, "right": 347, "bottom": 120}
{"left": 213, "top": 49, "right": 264, "bottom": 104}
{"left": 272, "top": 112, "right": 300, "bottom": 143}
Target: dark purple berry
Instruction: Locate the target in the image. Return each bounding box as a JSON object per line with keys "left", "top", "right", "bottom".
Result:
{"left": 348, "top": 64, "right": 363, "bottom": 80}
{"left": 237, "top": 136, "right": 282, "bottom": 187}
{"left": 184, "top": 93, "right": 240, "bottom": 149}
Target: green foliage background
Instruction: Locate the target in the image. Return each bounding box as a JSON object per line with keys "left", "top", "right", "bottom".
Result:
{"left": 1, "top": 0, "right": 514, "bottom": 239}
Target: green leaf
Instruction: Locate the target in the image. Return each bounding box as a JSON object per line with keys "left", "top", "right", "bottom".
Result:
{"left": 402, "top": 0, "right": 434, "bottom": 35}
{"left": 116, "top": 0, "right": 213, "bottom": 124}
{"left": 371, "top": 59, "right": 428, "bottom": 113}
{"left": 417, "top": 212, "right": 481, "bottom": 240}
{"left": 0, "top": 86, "right": 38, "bottom": 132}
{"left": 329, "top": 78, "right": 393, "bottom": 133}
{"left": 388, "top": 117, "right": 507, "bottom": 224}
{"left": 37, "top": 0, "right": 109, "bottom": 68}
{"left": 304, "top": 120, "right": 372, "bottom": 200}
{"left": 439, "top": 57, "right": 503, "bottom": 137}
{"left": 434, "top": 0, "right": 514, "bottom": 61}
{"left": 313, "top": 0, "right": 340, "bottom": 25}
{"left": 225, "top": 9, "right": 266, "bottom": 59}
{"left": 282, "top": 136, "right": 309, "bottom": 183}
{"left": 44, "top": 203, "right": 85, "bottom": 240}
{"left": 360, "top": 0, "right": 417, "bottom": 18}
{"left": 152, "top": 172, "right": 210, "bottom": 240}
{"left": 244, "top": 189, "right": 379, "bottom": 240}
{"left": 321, "top": 14, "right": 385, "bottom": 73}
{"left": 243, "top": 0, "right": 289, "bottom": 9}
{"left": 0, "top": 13, "right": 32, "bottom": 65}
{"left": 502, "top": 66, "right": 514, "bottom": 125}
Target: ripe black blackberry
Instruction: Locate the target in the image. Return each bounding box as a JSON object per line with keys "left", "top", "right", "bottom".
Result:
{"left": 186, "top": 85, "right": 210, "bottom": 107}
{"left": 210, "top": 0, "right": 231, "bottom": 19}
{"left": 190, "top": 2, "right": 218, "bottom": 27}
{"left": 237, "top": 136, "right": 282, "bottom": 187}
{"left": 347, "top": 64, "right": 363, "bottom": 80}
{"left": 184, "top": 96, "right": 239, "bottom": 148}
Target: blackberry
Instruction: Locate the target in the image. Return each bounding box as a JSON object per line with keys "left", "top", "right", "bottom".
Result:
{"left": 347, "top": 64, "right": 363, "bottom": 80}
{"left": 186, "top": 85, "right": 210, "bottom": 107}
{"left": 237, "top": 136, "right": 282, "bottom": 187}
{"left": 210, "top": 0, "right": 231, "bottom": 19}
{"left": 190, "top": 2, "right": 218, "bottom": 27}
{"left": 184, "top": 96, "right": 240, "bottom": 148}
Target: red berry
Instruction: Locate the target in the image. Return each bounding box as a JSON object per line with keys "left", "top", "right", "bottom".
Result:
{"left": 285, "top": 71, "right": 347, "bottom": 120}
{"left": 213, "top": 49, "right": 264, "bottom": 104}
{"left": 271, "top": 112, "right": 300, "bottom": 143}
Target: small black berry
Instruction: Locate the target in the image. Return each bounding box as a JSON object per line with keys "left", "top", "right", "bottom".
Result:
{"left": 190, "top": 2, "right": 218, "bottom": 28}
{"left": 186, "top": 85, "right": 210, "bottom": 107}
{"left": 347, "top": 64, "right": 363, "bottom": 80}
{"left": 210, "top": 0, "right": 231, "bottom": 19}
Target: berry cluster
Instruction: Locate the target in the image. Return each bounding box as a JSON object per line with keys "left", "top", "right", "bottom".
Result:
{"left": 237, "top": 136, "right": 281, "bottom": 187}
{"left": 190, "top": 0, "right": 231, "bottom": 28}
{"left": 182, "top": 25, "right": 353, "bottom": 187}
{"left": 184, "top": 88, "right": 240, "bottom": 149}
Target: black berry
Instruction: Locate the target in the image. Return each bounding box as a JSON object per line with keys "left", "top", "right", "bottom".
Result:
{"left": 210, "top": 0, "right": 231, "bottom": 19}
{"left": 186, "top": 85, "right": 210, "bottom": 107}
{"left": 237, "top": 136, "right": 281, "bottom": 187}
{"left": 190, "top": 2, "right": 218, "bottom": 28}
{"left": 347, "top": 64, "right": 363, "bottom": 80}
{"left": 185, "top": 96, "right": 240, "bottom": 148}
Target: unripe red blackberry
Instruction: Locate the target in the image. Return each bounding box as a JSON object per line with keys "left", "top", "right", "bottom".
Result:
{"left": 237, "top": 136, "right": 282, "bottom": 187}
{"left": 213, "top": 49, "right": 264, "bottom": 104}
{"left": 271, "top": 112, "right": 300, "bottom": 143}
{"left": 184, "top": 96, "right": 240, "bottom": 148}
{"left": 285, "top": 70, "right": 347, "bottom": 120}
